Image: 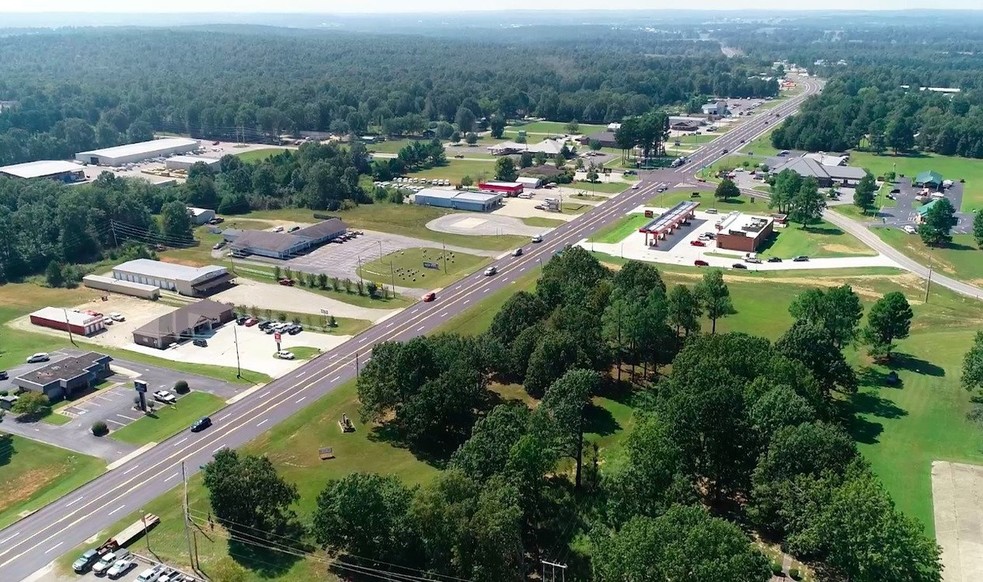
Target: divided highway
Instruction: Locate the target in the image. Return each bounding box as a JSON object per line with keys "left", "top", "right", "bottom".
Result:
{"left": 0, "top": 79, "right": 821, "bottom": 581}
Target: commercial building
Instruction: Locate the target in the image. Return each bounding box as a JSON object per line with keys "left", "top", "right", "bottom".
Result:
{"left": 226, "top": 219, "right": 348, "bottom": 259}
{"left": 526, "top": 140, "right": 565, "bottom": 156}
{"left": 13, "top": 352, "right": 113, "bottom": 400}
{"left": 187, "top": 207, "right": 216, "bottom": 225}
{"left": 802, "top": 152, "right": 849, "bottom": 167}
{"left": 112, "top": 259, "right": 234, "bottom": 297}
{"left": 914, "top": 170, "right": 944, "bottom": 190}
{"left": 638, "top": 201, "right": 700, "bottom": 246}
{"left": 670, "top": 120, "right": 702, "bottom": 132}
{"left": 702, "top": 101, "right": 729, "bottom": 117}
{"left": 29, "top": 307, "right": 106, "bottom": 336}
{"left": 770, "top": 157, "right": 867, "bottom": 187}
{"left": 916, "top": 199, "right": 939, "bottom": 223}
{"left": 714, "top": 212, "right": 774, "bottom": 253}
{"left": 0, "top": 160, "right": 86, "bottom": 182}
{"left": 582, "top": 130, "right": 619, "bottom": 148}
{"left": 479, "top": 181, "right": 524, "bottom": 196}
{"left": 488, "top": 141, "right": 527, "bottom": 155}
{"left": 165, "top": 156, "right": 221, "bottom": 172}
{"left": 413, "top": 189, "right": 504, "bottom": 212}
{"left": 132, "top": 300, "right": 234, "bottom": 350}
{"left": 76, "top": 137, "right": 200, "bottom": 166}
{"left": 516, "top": 176, "right": 543, "bottom": 189}
{"left": 82, "top": 274, "right": 160, "bottom": 300}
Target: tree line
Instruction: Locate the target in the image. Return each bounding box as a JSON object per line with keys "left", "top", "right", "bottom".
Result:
{"left": 201, "top": 248, "right": 937, "bottom": 582}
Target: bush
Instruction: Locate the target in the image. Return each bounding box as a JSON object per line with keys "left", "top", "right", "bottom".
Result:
{"left": 174, "top": 380, "right": 190, "bottom": 394}
{"left": 12, "top": 391, "right": 50, "bottom": 417}
{"left": 0, "top": 390, "right": 8, "bottom": 396}
{"left": 770, "top": 562, "right": 784, "bottom": 576}
{"left": 91, "top": 421, "right": 109, "bottom": 437}
{"left": 789, "top": 567, "right": 802, "bottom": 580}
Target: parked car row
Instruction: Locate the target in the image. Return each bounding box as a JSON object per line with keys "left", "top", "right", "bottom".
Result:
{"left": 236, "top": 316, "right": 304, "bottom": 336}
{"left": 329, "top": 230, "right": 364, "bottom": 244}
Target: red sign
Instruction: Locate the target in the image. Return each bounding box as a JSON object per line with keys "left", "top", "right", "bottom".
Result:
{"left": 274, "top": 332, "right": 281, "bottom": 342}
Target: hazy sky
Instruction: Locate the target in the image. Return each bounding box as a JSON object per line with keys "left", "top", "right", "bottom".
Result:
{"left": 2, "top": 0, "right": 982, "bottom": 11}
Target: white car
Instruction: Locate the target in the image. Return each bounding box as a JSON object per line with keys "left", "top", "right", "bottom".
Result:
{"left": 903, "top": 225, "right": 918, "bottom": 234}
{"left": 153, "top": 390, "right": 177, "bottom": 404}
{"left": 484, "top": 266, "right": 498, "bottom": 276}
{"left": 26, "top": 353, "right": 50, "bottom": 363}
{"left": 110, "top": 312, "right": 125, "bottom": 322}
{"left": 275, "top": 351, "right": 296, "bottom": 360}
{"left": 92, "top": 549, "right": 129, "bottom": 575}
{"left": 136, "top": 565, "right": 166, "bottom": 582}
{"left": 531, "top": 234, "right": 543, "bottom": 243}
{"left": 103, "top": 317, "right": 114, "bottom": 325}
{"left": 631, "top": 184, "right": 639, "bottom": 189}
{"left": 106, "top": 557, "right": 136, "bottom": 579}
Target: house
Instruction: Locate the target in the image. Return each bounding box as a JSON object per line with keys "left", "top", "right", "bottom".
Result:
{"left": 226, "top": 219, "right": 347, "bottom": 259}
{"left": 802, "top": 152, "right": 849, "bottom": 167}
{"left": 582, "top": 130, "right": 619, "bottom": 149}
{"left": 670, "top": 121, "right": 703, "bottom": 132}
{"left": 487, "top": 141, "right": 527, "bottom": 156}
{"left": 769, "top": 157, "right": 867, "bottom": 187}
{"left": 913, "top": 170, "right": 944, "bottom": 190}
{"left": 13, "top": 352, "right": 113, "bottom": 401}
{"left": 187, "top": 207, "right": 216, "bottom": 225}
{"left": 132, "top": 299, "right": 234, "bottom": 349}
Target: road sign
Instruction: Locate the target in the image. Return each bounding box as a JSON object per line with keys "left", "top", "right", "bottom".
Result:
{"left": 274, "top": 332, "right": 282, "bottom": 342}
{"left": 320, "top": 309, "right": 331, "bottom": 315}
{"left": 423, "top": 261, "right": 439, "bottom": 269}
{"left": 134, "top": 380, "right": 147, "bottom": 393}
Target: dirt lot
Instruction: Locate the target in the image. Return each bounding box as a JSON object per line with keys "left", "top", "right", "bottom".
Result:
{"left": 933, "top": 461, "right": 983, "bottom": 582}
{"left": 213, "top": 277, "right": 399, "bottom": 322}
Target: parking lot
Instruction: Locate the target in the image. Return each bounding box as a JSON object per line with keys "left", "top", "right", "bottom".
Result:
{"left": 873, "top": 177, "right": 972, "bottom": 234}
{"left": 55, "top": 548, "right": 198, "bottom": 582}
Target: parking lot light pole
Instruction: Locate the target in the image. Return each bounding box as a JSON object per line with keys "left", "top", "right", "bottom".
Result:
{"left": 232, "top": 325, "right": 241, "bottom": 379}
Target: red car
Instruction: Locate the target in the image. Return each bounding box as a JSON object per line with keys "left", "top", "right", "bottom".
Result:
{"left": 690, "top": 240, "right": 706, "bottom": 247}
{"left": 694, "top": 260, "right": 709, "bottom": 267}
{"left": 422, "top": 292, "right": 436, "bottom": 302}
{"left": 244, "top": 318, "right": 259, "bottom": 327}
{"left": 278, "top": 278, "right": 295, "bottom": 286}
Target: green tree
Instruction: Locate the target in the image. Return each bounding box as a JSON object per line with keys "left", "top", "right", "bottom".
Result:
{"left": 748, "top": 385, "right": 816, "bottom": 444}
{"left": 589, "top": 139, "right": 602, "bottom": 151}
{"left": 45, "top": 260, "right": 64, "bottom": 288}
{"left": 465, "top": 132, "right": 478, "bottom": 145}
{"left": 201, "top": 449, "right": 300, "bottom": 542}
{"left": 489, "top": 114, "right": 506, "bottom": 139}
{"left": 495, "top": 156, "right": 518, "bottom": 181}
{"left": 695, "top": 269, "right": 734, "bottom": 334}
{"left": 12, "top": 391, "right": 51, "bottom": 417}
{"left": 160, "top": 200, "right": 194, "bottom": 243}
{"left": 775, "top": 321, "right": 857, "bottom": 394}
{"left": 667, "top": 284, "right": 702, "bottom": 337}
{"left": 961, "top": 331, "right": 983, "bottom": 392}
{"left": 460, "top": 175, "right": 474, "bottom": 187}
{"left": 533, "top": 369, "right": 599, "bottom": 488}
{"left": 974, "top": 208, "right": 983, "bottom": 248}
{"left": 768, "top": 169, "right": 802, "bottom": 215}
{"left": 586, "top": 168, "right": 599, "bottom": 182}
{"left": 886, "top": 115, "right": 914, "bottom": 154}
{"left": 487, "top": 291, "right": 548, "bottom": 350}
{"left": 854, "top": 172, "right": 877, "bottom": 215}
{"left": 789, "top": 285, "right": 863, "bottom": 349}
{"left": 918, "top": 197, "right": 958, "bottom": 247}
{"left": 789, "top": 177, "right": 826, "bottom": 227}
{"left": 524, "top": 331, "right": 579, "bottom": 398}
{"left": 455, "top": 107, "right": 476, "bottom": 133}
{"left": 863, "top": 291, "right": 913, "bottom": 360}
{"left": 451, "top": 403, "right": 530, "bottom": 482}
{"left": 565, "top": 120, "right": 580, "bottom": 133}
{"left": 519, "top": 152, "right": 533, "bottom": 168}
{"left": 592, "top": 506, "right": 771, "bottom": 582}
{"left": 715, "top": 178, "right": 740, "bottom": 201}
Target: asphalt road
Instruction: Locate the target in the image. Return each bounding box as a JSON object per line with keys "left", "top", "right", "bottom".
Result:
{"left": 0, "top": 78, "right": 821, "bottom": 582}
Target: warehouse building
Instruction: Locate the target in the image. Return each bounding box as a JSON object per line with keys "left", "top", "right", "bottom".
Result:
{"left": 29, "top": 307, "right": 106, "bottom": 336}
{"left": 226, "top": 219, "right": 348, "bottom": 259}
{"left": 478, "top": 181, "right": 524, "bottom": 196}
{"left": 187, "top": 207, "right": 216, "bottom": 225}
{"left": 82, "top": 274, "right": 160, "bottom": 300}
{"left": 13, "top": 352, "right": 113, "bottom": 401}
{"left": 76, "top": 137, "right": 200, "bottom": 166}
{"left": 0, "top": 160, "right": 86, "bottom": 183}
{"left": 413, "top": 189, "right": 504, "bottom": 212}
{"left": 133, "top": 300, "right": 234, "bottom": 349}
{"left": 165, "top": 156, "right": 221, "bottom": 172}
{"left": 112, "top": 259, "right": 234, "bottom": 297}
{"left": 516, "top": 176, "right": 543, "bottom": 189}
{"left": 714, "top": 212, "right": 775, "bottom": 253}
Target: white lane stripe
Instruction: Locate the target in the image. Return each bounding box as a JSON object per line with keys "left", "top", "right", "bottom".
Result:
{"left": 295, "top": 396, "right": 307, "bottom": 403}
{"left": 213, "top": 445, "right": 225, "bottom": 453}
{"left": 43, "top": 542, "right": 63, "bottom": 554}
{"left": 0, "top": 533, "right": 19, "bottom": 545}
{"left": 257, "top": 419, "right": 269, "bottom": 427}
{"left": 417, "top": 325, "right": 425, "bottom": 331}
{"left": 121, "top": 466, "right": 139, "bottom": 476}
{"left": 463, "top": 299, "right": 470, "bottom": 305}
{"left": 65, "top": 497, "right": 84, "bottom": 507}
{"left": 164, "top": 472, "right": 179, "bottom": 483}
{"left": 107, "top": 505, "right": 126, "bottom": 516}
{"left": 331, "top": 375, "right": 341, "bottom": 382}
{"left": 217, "top": 413, "right": 231, "bottom": 421}
{"left": 174, "top": 437, "right": 188, "bottom": 446}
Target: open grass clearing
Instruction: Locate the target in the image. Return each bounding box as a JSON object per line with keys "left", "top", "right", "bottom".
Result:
{"left": 740, "top": 125, "right": 780, "bottom": 158}
{"left": 283, "top": 346, "right": 320, "bottom": 360}
{"left": 506, "top": 121, "right": 605, "bottom": 134}
{"left": 247, "top": 204, "right": 527, "bottom": 252}
{"left": 587, "top": 214, "right": 650, "bottom": 243}
{"left": 366, "top": 138, "right": 415, "bottom": 154}
{"left": 236, "top": 148, "right": 290, "bottom": 164}
{"left": 522, "top": 216, "right": 566, "bottom": 228}
{"left": 407, "top": 159, "right": 496, "bottom": 184}
{"left": 757, "top": 220, "right": 877, "bottom": 259}
{"left": 230, "top": 262, "right": 413, "bottom": 309}
{"left": 572, "top": 180, "right": 628, "bottom": 194}
{"left": 0, "top": 433, "right": 105, "bottom": 530}
{"left": 561, "top": 202, "right": 592, "bottom": 215}
{"left": 850, "top": 151, "right": 983, "bottom": 212}
{"left": 358, "top": 247, "right": 490, "bottom": 289}
{"left": 110, "top": 391, "right": 226, "bottom": 446}
{"left": 875, "top": 228, "right": 983, "bottom": 285}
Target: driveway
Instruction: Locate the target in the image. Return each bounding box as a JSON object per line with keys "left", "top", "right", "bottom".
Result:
{"left": 427, "top": 213, "right": 546, "bottom": 236}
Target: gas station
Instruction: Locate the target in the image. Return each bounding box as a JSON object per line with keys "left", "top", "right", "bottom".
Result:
{"left": 637, "top": 200, "right": 700, "bottom": 247}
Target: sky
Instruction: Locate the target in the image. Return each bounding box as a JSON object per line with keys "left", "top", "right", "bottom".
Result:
{"left": 1, "top": 0, "right": 982, "bottom": 12}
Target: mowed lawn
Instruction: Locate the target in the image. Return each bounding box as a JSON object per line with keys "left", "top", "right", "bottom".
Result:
{"left": 110, "top": 392, "right": 226, "bottom": 446}
{"left": 506, "top": 121, "right": 605, "bottom": 134}
{"left": 588, "top": 214, "right": 650, "bottom": 243}
{"left": 758, "top": 220, "right": 878, "bottom": 259}
{"left": 358, "top": 248, "right": 490, "bottom": 289}
{"left": 571, "top": 180, "right": 629, "bottom": 194}
{"left": 235, "top": 148, "right": 290, "bottom": 164}
{"left": 0, "top": 434, "right": 106, "bottom": 530}
{"left": 407, "top": 159, "right": 497, "bottom": 184}
{"left": 876, "top": 228, "right": 983, "bottom": 285}
{"left": 850, "top": 151, "right": 983, "bottom": 212}
{"left": 740, "top": 125, "right": 780, "bottom": 158}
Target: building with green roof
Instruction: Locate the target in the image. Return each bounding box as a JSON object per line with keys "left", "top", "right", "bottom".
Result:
{"left": 916, "top": 199, "right": 939, "bottom": 222}
{"left": 913, "top": 170, "right": 944, "bottom": 189}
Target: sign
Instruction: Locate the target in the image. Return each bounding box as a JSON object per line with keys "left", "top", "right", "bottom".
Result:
{"left": 320, "top": 309, "right": 332, "bottom": 315}
{"left": 134, "top": 380, "right": 148, "bottom": 393}
{"left": 423, "top": 261, "right": 440, "bottom": 270}
{"left": 274, "top": 332, "right": 282, "bottom": 342}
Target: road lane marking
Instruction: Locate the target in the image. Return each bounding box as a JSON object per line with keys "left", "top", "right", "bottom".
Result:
{"left": 0, "top": 533, "right": 19, "bottom": 544}
{"left": 257, "top": 419, "right": 269, "bottom": 427}
{"left": 107, "top": 505, "right": 126, "bottom": 516}
{"left": 164, "top": 472, "right": 179, "bottom": 483}
{"left": 174, "top": 438, "right": 188, "bottom": 446}
{"left": 213, "top": 445, "right": 225, "bottom": 453}
{"left": 121, "top": 466, "right": 139, "bottom": 476}
{"left": 463, "top": 299, "right": 470, "bottom": 305}
{"left": 295, "top": 396, "right": 307, "bottom": 403}
{"left": 217, "top": 413, "right": 231, "bottom": 421}
{"left": 65, "top": 497, "right": 84, "bottom": 507}
{"left": 331, "top": 376, "right": 341, "bottom": 382}
{"left": 43, "top": 542, "right": 63, "bottom": 554}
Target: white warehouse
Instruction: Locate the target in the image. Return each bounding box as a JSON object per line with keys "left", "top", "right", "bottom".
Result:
{"left": 76, "top": 137, "right": 200, "bottom": 167}
{"left": 165, "top": 155, "right": 221, "bottom": 172}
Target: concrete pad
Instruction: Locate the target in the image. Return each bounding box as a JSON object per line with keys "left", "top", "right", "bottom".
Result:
{"left": 453, "top": 217, "right": 489, "bottom": 229}
{"left": 933, "top": 461, "right": 983, "bottom": 582}
{"left": 426, "top": 213, "right": 545, "bottom": 236}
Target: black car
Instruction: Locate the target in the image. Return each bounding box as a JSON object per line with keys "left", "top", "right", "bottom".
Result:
{"left": 732, "top": 263, "right": 748, "bottom": 270}
{"left": 767, "top": 257, "right": 783, "bottom": 263}
{"left": 193, "top": 338, "right": 208, "bottom": 347}
{"left": 287, "top": 325, "right": 302, "bottom": 335}
{"left": 191, "top": 417, "right": 212, "bottom": 432}
{"left": 0, "top": 370, "right": 7, "bottom": 380}
{"left": 236, "top": 316, "right": 247, "bottom": 325}
{"left": 258, "top": 321, "right": 272, "bottom": 330}
{"left": 721, "top": 148, "right": 729, "bottom": 154}
{"left": 792, "top": 255, "right": 809, "bottom": 262}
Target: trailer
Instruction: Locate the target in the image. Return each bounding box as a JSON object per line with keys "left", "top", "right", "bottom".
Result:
{"left": 97, "top": 513, "right": 160, "bottom": 553}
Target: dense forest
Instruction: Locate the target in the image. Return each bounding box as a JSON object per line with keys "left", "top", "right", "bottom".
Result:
{"left": 0, "top": 27, "right": 778, "bottom": 166}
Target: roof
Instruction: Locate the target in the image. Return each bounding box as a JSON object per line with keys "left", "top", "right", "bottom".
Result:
{"left": 917, "top": 200, "right": 939, "bottom": 216}
{"left": 717, "top": 212, "right": 774, "bottom": 236}
{"left": 16, "top": 352, "right": 111, "bottom": 386}
{"left": 488, "top": 141, "right": 527, "bottom": 152}
{"left": 31, "top": 307, "right": 102, "bottom": 326}
{"left": 77, "top": 137, "right": 199, "bottom": 159}
{"left": 187, "top": 207, "right": 214, "bottom": 217}
{"left": 771, "top": 158, "right": 866, "bottom": 181}
{"left": 516, "top": 176, "right": 542, "bottom": 185}
{"left": 0, "top": 160, "right": 84, "bottom": 179}
{"left": 82, "top": 274, "right": 159, "bottom": 292}
{"left": 133, "top": 300, "right": 231, "bottom": 340}
{"left": 293, "top": 218, "right": 348, "bottom": 241}
{"left": 169, "top": 155, "right": 220, "bottom": 166}
{"left": 915, "top": 170, "right": 944, "bottom": 184}
{"left": 639, "top": 201, "right": 700, "bottom": 234}
{"left": 229, "top": 230, "right": 309, "bottom": 254}
{"left": 526, "top": 140, "right": 565, "bottom": 155}
{"left": 113, "top": 259, "right": 227, "bottom": 283}
{"left": 415, "top": 189, "right": 502, "bottom": 203}
{"left": 482, "top": 181, "right": 523, "bottom": 188}
{"left": 802, "top": 152, "right": 849, "bottom": 167}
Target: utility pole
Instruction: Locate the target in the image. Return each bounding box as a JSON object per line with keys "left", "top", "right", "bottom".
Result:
{"left": 925, "top": 252, "right": 934, "bottom": 304}
{"left": 355, "top": 351, "right": 360, "bottom": 378}
{"left": 232, "top": 324, "right": 242, "bottom": 379}
{"left": 390, "top": 261, "right": 396, "bottom": 298}
{"left": 182, "top": 462, "right": 196, "bottom": 571}
{"left": 442, "top": 243, "right": 447, "bottom": 273}
{"left": 110, "top": 220, "right": 119, "bottom": 247}
{"left": 542, "top": 560, "right": 568, "bottom": 582}
{"left": 63, "top": 308, "right": 76, "bottom": 346}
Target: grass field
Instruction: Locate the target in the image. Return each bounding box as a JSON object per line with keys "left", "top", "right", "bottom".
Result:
{"left": 282, "top": 347, "right": 320, "bottom": 360}
{"left": 358, "top": 248, "right": 490, "bottom": 289}
{"left": 407, "top": 159, "right": 497, "bottom": 184}
{"left": 230, "top": 262, "right": 414, "bottom": 309}
{"left": 740, "top": 126, "right": 780, "bottom": 158}
{"left": 758, "top": 221, "right": 878, "bottom": 259}
{"left": 849, "top": 151, "right": 983, "bottom": 212}
{"left": 561, "top": 202, "right": 593, "bottom": 215}
{"left": 367, "top": 139, "right": 414, "bottom": 154}
{"left": 587, "top": 214, "right": 650, "bottom": 243}
{"left": 248, "top": 204, "right": 527, "bottom": 252}
{"left": 876, "top": 228, "right": 983, "bottom": 285}
{"left": 571, "top": 180, "right": 628, "bottom": 194}
{"left": 0, "top": 434, "right": 105, "bottom": 529}
{"left": 110, "top": 392, "right": 226, "bottom": 446}
{"left": 522, "top": 216, "right": 566, "bottom": 228}
{"left": 236, "top": 148, "right": 290, "bottom": 164}
{"left": 506, "top": 121, "right": 605, "bottom": 134}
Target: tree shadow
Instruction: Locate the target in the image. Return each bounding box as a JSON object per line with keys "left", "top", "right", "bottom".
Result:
{"left": 367, "top": 423, "right": 450, "bottom": 469}
{"left": 891, "top": 352, "right": 945, "bottom": 378}
{"left": 0, "top": 433, "right": 14, "bottom": 468}
{"left": 227, "top": 537, "right": 303, "bottom": 578}
{"left": 800, "top": 224, "right": 844, "bottom": 236}
{"left": 851, "top": 391, "right": 908, "bottom": 420}
{"left": 849, "top": 415, "right": 885, "bottom": 445}
{"left": 857, "top": 366, "right": 903, "bottom": 388}
{"left": 583, "top": 403, "right": 620, "bottom": 437}
{"left": 597, "top": 376, "right": 635, "bottom": 405}
{"left": 943, "top": 242, "right": 977, "bottom": 252}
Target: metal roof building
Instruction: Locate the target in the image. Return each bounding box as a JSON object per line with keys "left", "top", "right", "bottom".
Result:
{"left": 413, "top": 189, "right": 504, "bottom": 212}
{"left": 112, "top": 259, "right": 234, "bottom": 297}
{"left": 227, "top": 219, "right": 348, "bottom": 259}
{"left": 133, "top": 300, "right": 234, "bottom": 350}
{"left": 770, "top": 157, "right": 867, "bottom": 187}
{"left": 165, "top": 155, "right": 221, "bottom": 171}
{"left": 76, "top": 137, "right": 200, "bottom": 166}
{"left": 29, "top": 307, "right": 106, "bottom": 337}
{"left": 0, "top": 160, "right": 86, "bottom": 182}
{"left": 639, "top": 201, "right": 700, "bottom": 246}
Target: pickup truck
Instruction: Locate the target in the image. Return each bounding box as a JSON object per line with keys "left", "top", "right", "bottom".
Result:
{"left": 153, "top": 390, "right": 177, "bottom": 405}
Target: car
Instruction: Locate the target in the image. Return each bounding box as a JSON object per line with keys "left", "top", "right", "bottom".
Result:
{"left": 244, "top": 318, "right": 258, "bottom": 327}
{"left": 0, "top": 370, "right": 7, "bottom": 380}
{"left": 890, "top": 188, "right": 901, "bottom": 194}
{"left": 484, "top": 266, "right": 497, "bottom": 276}
{"left": 454, "top": 154, "right": 464, "bottom": 159}
{"left": 73, "top": 549, "right": 102, "bottom": 573}
{"left": 273, "top": 226, "right": 284, "bottom": 233}
{"left": 903, "top": 225, "right": 918, "bottom": 234}
{"left": 631, "top": 184, "right": 639, "bottom": 189}
{"left": 512, "top": 248, "right": 523, "bottom": 257}
{"left": 422, "top": 292, "right": 436, "bottom": 302}
{"left": 694, "top": 260, "right": 709, "bottom": 267}
{"left": 531, "top": 235, "right": 543, "bottom": 243}
{"left": 136, "top": 565, "right": 166, "bottom": 582}
{"left": 193, "top": 338, "right": 208, "bottom": 347}
{"left": 287, "top": 325, "right": 302, "bottom": 335}
{"left": 110, "top": 312, "right": 125, "bottom": 322}
{"left": 732, "top": 263, "right": 748, "bottom": 269}
{"left": 103, "top": 317, "right": 114, "bottom": 325}
{"left": 767, "top": 257, "right": 783, "bottom": 263}
{"left": 212, "top": 241, "right": 226, "bottom": 250}
{"left": 190, "top": 417, "right": 212, "bottom": 433}
{"left": 739, "top": 139, "right": 745, "bottom": 143}
{"left": 690, "top": 240, "right": 706, "bottom": 247}
{"left": 26, "top": 353, "right": 50, "bottom": 363}
{"left": 696, "top": 177, "right": 707, "bottom": 183}
{"left": 93, "top": 549, "right": 130, "bottom": 576}
{"left": 275, "top": 351, "right": 295, "bottom": 360}
{"left": 705, "top": 208, "right": 718, "bottom": 214}
{"left": 288, "top": 226, "right": 301, "bottom": 232}
{"left": 257, "top": 320, "right": 272, "bottom": 330}
{"left": 212, "top": 140, "right": 221, "bottom": 146}
{"left": 721, "top": 148, "right": 729, "bottom": 154}
{"left": 107, "top": 557, "right": 137, "bottom": 579}
{"left": 657, "top": 186, "right": 667, "bottom": 192}
{"left": 265, "top": 326, "right": 276, "bottom": 335}
{"left": 236, "top": 316, "right": 247, "bottom": 325}
{"left": 792, "top": 255, "right": 809, "bottom": 262}
{"left": 278, "top": 278, "right": 295, "bottom": 286}
{"left": 153, "top": 390, "right": 177, "bottom": 404}
{"left": 745, "top": 257, "right": 762, "bottom": 264}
